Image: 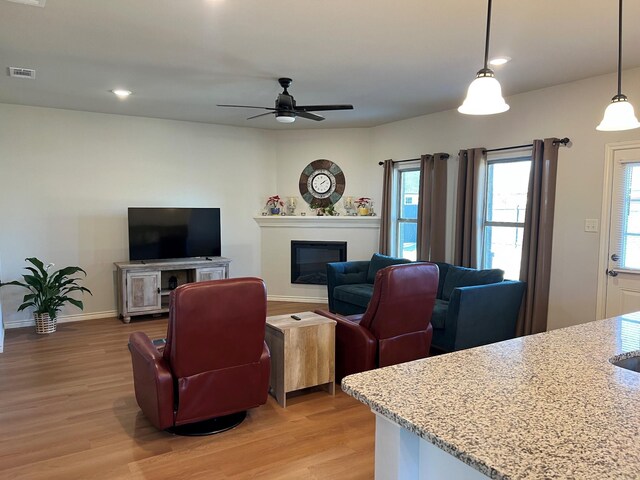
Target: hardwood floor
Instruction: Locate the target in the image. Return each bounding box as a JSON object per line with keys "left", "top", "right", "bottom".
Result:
{"left": 0, "top": 302, "right": 375, "bottom": 480}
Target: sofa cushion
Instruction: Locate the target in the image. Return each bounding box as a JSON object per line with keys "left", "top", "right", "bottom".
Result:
{"left": 366, "top": 253, "right": 411, "bottom": 284}
{"left": 442, "top": 265, "right": 504, "bottom": 301}
{"left": 433, "top": 262, "right": 450, "bottom": 299}
{"left": 334, "top": 284, "right": 375, "bottom": 309}
{"left": 431, "top": 299, "right": 448, "bottom": 330}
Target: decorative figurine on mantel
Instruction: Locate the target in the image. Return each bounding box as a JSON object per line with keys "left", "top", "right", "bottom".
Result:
{"left": 265, "top": 195, "right": 284, "bottom": 215}
{"left": 344, "top": 196, "right": 356, "bottom": 216}
{"left": 286, "top": 196, "right": 297, "bottom": 215}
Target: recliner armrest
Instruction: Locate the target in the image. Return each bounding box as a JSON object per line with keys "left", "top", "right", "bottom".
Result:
{"left": 448, "top": 280, "right": 526, "bottom": 351}
{"left": 128, "top": 332, "right": 175, "bottom": 430}
{"left": 326, "top": 261, "right": 370, "bottom": 312}
{"left": 314, "top": 309, "right": 376, "bottom": 382}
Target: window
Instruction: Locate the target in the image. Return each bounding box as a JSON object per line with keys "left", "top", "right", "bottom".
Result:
{"left": 615, "top": 162, "right": 640, "bottom": 269}
{"left": 393, "top": 166, "right": 420, "bottom": 260}
{"left": 481, "top": 151, "right": 532, "bottom": 280}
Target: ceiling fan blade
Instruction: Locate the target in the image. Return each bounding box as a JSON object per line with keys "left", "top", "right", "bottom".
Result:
{"left": 247, "top": 112, "right": 275, "bottom": 120}
{"left": 295, "top": 111, "right": 325, "bottom": 121}
{"left": 295, "top": 104, "right": 354, "bottom": 112}
{"left": 217, "top": 104, "right": 276, "bottom": 110}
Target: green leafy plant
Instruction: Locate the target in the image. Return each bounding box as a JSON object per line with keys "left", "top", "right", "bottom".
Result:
{"left": 0, "top": 257, "right": 92, "bottom": 318}
{"left": 310, "top": 202, "right": 338, "bottom": 216}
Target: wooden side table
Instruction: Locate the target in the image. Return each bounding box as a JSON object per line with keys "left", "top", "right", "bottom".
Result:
{"left": 265, "top": 311, "right": 336, "bottom": 408}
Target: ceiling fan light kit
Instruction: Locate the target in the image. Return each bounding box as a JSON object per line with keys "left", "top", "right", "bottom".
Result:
{"left": 596, "top": 0, "right": 640, "bottom": 131}
{"left": 459, "top": 0, "right": 509, "bottom": 116}
{"left": 276, "top": 112, "right": 296, "bottom": 123}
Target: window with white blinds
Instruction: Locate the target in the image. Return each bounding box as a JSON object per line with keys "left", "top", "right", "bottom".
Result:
{"left": 393, "top": 165, "right": 420, "bottom": 260}
{"left": 611, "top": 161, "right": 640, "bottom": 270}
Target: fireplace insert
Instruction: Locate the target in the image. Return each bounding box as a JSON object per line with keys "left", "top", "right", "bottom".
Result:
{"left": 291, "top": 241, "right": 347, "bottom": 285}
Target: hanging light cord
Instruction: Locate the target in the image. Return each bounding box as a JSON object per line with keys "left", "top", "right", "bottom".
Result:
{"left": 483, "top": 0, "right": 492, "bottom": 70}
{"left": 617, "top": 0, "right": 623, "bottom": 96}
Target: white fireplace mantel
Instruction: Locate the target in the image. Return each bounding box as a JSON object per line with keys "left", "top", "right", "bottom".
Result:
{"left": 253, "top": 215, "right": 380, "bottom": 229}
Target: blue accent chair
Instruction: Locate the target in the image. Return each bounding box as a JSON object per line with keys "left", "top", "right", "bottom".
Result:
{"left": 326, "top": 254, "right": 526, "bottom": 353}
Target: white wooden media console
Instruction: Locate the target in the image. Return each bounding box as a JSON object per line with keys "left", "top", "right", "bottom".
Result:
{"left": 115, "top": 257, "right": 231, "bottom": 323}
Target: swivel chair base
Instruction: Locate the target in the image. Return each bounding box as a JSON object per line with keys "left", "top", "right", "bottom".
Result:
{"left": 168, "top": 411, "right": 247, "bottom": 436}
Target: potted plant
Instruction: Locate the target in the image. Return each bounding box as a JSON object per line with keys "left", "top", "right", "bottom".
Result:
{"left": 0, "top": 257, "right": 92, "bottom": 334}
{"left": 265, "top": 195, "right": 284, "bottom": 215}
{"left": 355, "top": 197, "right": 372, "bottom": 216}
{"left": 310, "top": 202, "right": 339, "bottom": 216}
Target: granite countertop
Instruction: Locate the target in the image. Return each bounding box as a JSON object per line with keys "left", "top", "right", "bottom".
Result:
{"left": 341, "top": 313, "right": 640, "bottom": 480}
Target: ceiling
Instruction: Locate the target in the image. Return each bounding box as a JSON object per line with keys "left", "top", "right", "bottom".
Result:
{"left": 0, "top": 0, "right": 638, "bottom": 129}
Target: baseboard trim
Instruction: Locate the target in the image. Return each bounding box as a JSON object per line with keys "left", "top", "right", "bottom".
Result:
{"left": 267, "top": 295, "right": 328, "bottom": 303}
{"left": 4, "top": 310, "right": 118, "bottom": 330}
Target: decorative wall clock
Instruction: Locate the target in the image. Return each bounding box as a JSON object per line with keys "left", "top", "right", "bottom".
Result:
{"left": 299, "top": 159, "right": 346, "bottom": 207}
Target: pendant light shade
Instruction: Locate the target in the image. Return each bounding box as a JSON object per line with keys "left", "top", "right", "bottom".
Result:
{"left": 458, "top": 69, "right": 509, "bottom": 115}
{"left": 458, "top": 0, "right": 509, "bottom": 116}
{"left": 597, "top": 95, "right": 640, "bottom": 131}
{"left": 596, "top": 0, "right": 640, "bottom": 131}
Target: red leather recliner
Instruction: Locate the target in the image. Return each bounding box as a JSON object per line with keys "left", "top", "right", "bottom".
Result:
{"left": 316, "top": 262, "right": 438, "bottom": 382}
{"left": 128, "top": 277, "right": 270, "bottom": 434}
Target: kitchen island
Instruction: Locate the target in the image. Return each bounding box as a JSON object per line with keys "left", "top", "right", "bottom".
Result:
{"left": 341, "top": 313, "right": 640, "bottom": 479}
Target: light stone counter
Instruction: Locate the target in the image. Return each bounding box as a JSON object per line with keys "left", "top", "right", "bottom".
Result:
{"left": 342, "top": 313, "right": 640, "bottom": 479}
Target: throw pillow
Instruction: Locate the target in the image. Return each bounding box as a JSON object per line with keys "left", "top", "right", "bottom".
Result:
{"left": 441, "top": 265, "right": 504, "bottom": 301}
{"left": 366, "top": 253, "right": 411, "bottom": 284}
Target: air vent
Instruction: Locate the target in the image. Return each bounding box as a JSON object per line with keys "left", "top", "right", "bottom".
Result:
{"left": 8, "top": 67, "right": 36, "bottom": 79}
{"left": 4, "top": 0, "right": 46, "bottom": 6}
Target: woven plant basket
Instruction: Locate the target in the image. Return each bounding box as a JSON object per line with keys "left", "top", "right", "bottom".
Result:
{"left": 34, "top": 312, "right": 57, "bottom": 334}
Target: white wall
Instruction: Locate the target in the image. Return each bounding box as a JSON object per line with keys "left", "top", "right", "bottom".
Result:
{"left": 273, "top": 128, "right": 379, "bottom": 213}
{"left": 0, "top": 104, "right": 277, "bottom": 326}
{"left": 371, "top": 67, "right": 640, "bottom": 331}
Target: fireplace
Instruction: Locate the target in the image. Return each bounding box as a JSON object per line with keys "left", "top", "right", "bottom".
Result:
{"left": 291, "top": 241, "right": 347, "bottom": 285}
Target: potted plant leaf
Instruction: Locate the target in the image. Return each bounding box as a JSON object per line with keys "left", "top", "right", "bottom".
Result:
{"left": 0, "top": 257, "right": 92, "bottom": 334}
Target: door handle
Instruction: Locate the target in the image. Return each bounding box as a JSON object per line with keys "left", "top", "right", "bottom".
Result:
{"left": 611, "top": 253, "right": 620, "bottom": 262}
{"left": 606, "top": 269, "right": 619, "bottom": 277}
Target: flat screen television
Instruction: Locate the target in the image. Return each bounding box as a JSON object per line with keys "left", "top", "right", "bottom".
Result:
{"left": 128, "top": 207, "right": 221, "bottom": 261}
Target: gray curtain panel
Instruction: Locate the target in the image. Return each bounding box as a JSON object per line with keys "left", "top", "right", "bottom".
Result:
{"left": 417, "top": 153, "right": 448, "bottom": 261}
{"left": 453, "top": 148, "right": 486, "bottom": 267}
{"left": 517, "top": 139, "right": 560, "bottom": 336}
{"left": 378, "top": 159, "right": 393, "bottom": 255}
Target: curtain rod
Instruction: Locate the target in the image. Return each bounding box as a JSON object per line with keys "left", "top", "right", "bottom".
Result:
{"left": 377, "top": 153, "right": 450, "bottom": 166}
{"left": 485, "top": 137, "right": 571, "bottom": 153}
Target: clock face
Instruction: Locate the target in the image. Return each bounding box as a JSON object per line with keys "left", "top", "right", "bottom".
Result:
{"left": 299, "top": 160, "right": 346, "bottom": 207}
{"left": 309, "top": 170, "right": 336, "bottom": 198}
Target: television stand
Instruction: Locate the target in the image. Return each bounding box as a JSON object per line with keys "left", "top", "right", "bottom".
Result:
{"left": 114, "top": 257, "right": 231, "bottom": 323}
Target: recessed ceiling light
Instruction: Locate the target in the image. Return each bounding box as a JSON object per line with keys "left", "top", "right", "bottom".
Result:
{"left": 489, "top": 56, "right": 511, "bottom": 66}
{"left": 4, "top": 0, "right": 46, "bottom": 7}
{"left": 111, "top": 89, "right": 132, "bottom": 99}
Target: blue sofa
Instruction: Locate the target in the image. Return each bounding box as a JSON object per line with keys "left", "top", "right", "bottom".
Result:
{"left": 326, "top": 254, "right": 526, "bottom": 352}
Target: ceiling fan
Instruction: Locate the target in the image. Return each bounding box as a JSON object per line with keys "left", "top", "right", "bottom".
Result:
{"left": 217, "top": 78, "right": 354, "bottom": 123}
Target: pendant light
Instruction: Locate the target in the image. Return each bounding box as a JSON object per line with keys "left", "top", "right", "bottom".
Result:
{"left": 458, "top": 0, "right": 509, "bottom": 115}
{"left": 597, "top": 0, "right": 640, "bottom": 131}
